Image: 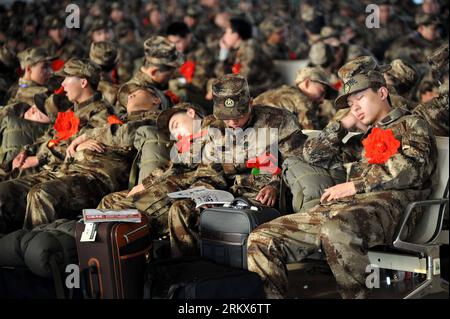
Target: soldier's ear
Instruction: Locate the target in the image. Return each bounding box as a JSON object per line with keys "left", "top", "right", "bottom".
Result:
{"left": 80, "top": 78, "right": 89, "bottom": 89}
{"left": 186, "top": 108, "right": 196, "bottom": 118}
{"left": 379, "top": 86, "right": 389, "bottom": 101}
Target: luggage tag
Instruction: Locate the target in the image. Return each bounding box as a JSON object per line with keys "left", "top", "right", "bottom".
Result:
{"left": 80, "top": 222, "right": 98, "bottom": 242}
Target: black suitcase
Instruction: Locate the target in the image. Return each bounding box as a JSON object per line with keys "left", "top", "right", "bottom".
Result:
{"left": 200, "top": 198, "right": 282, "bottom": 269}
{"left": 75, "top": 215, "right": 152, "bottom": 299}
{"left": 143, "top": 257, "right": 264, "bottom": 299}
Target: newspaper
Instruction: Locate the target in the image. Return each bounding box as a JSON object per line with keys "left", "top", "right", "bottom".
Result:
{"left": 168, "top": 187, "right": 235, "bottom": 208}
{"left": 82, "top": 209, "right": 142, "bottom": 223}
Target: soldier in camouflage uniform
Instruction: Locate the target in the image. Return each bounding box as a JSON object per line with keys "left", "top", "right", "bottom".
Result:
{"left": 213, "top": 17, "right": 283, "bottom": 97}
{"left": 6, "top": 47, "right": 55, "bottom": 106}
{"left": 385, "top": 13, "right": 443, "bottom": 66}
{"left": 254, "top": 67, "right": 337, "bottom": 130}
{"left": 117, "top": 35, "right": 184, "bottom": 110}
{"left": 383, "top": 59, "right": 419, "bottom": 110}
{"left": 114, "top": 21, "right": 144, "bottom": 83}
{"left": 0, "top": 93, "right": 67, "bottom": 177}
{"left": 166, "top": 22, "right": 215, "bottom": 107}
{"left": 98, "top": 102, "right": 226, "bottom": 246}
{"left": 40, "top": 16, "right": 87, "bottom": 62}
{"left": 258, "top": 16, "right": 290, "bottom": 60}
{"left": 0, "top": 59, "right": 112, "bottom": 233}
{"left": 247, "top": 60, "right": 437, "bottom": 299}
{"left": 89, "top": 41, "right": 120, "bottom": 106}
{"left": 168, "top": 74, "right": 307, "bottom": 257}
{"left": 414, "top": 43, "right": 449, "bottom": 136}
{"left": 0, "top": 45, "right": 19, "bottom": 105}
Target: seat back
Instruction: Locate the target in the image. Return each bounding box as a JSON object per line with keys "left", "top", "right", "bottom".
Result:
{"left": 273, "top": 60, "right": 308, "bottom": 86}
{"left": 409, "top": 136, "right": 449, "bottom": 244}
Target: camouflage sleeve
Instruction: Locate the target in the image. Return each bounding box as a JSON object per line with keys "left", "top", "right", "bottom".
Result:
{"left": 302, "top": 121, "right": 349, "bottom": 169}
{"left": 190, "top": 163, "right": 228, "bottom": 190}
{"left": 277, "top": 111, "right": 308, "bottom": 160}
{"left": 351, "top": 118, "right": 436, "bottom": 193}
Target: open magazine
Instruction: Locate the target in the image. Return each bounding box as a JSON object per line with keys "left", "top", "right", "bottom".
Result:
{"left": 168, "top": 187, "right": 235, "bottom": 208}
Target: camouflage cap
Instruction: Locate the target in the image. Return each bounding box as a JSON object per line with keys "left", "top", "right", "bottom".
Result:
{"left": 89, "top": 41, "right": 118, "bottom": 68}
{"left": 44, "top": 15, "right": 64, "bottom": 30}
{"left": 0, "top": 45, "right": 19, "bottom": 70}
{"left": 337, "top": 55, "right": 390, "bottom": 83}
{"left": 335, "top": 70, "right": 386, "bottom": 109}
{"left": 111, "top": 1, "right": 123, "bottom": 10}
{"left": 320, "top": 26, "right": 340, "bottom": 40}
{"left": 115, "top": 20, "right": 135, "bottom": 38}
{"left": 15, "top": 85, "right": 48, "bottom": 106}
{"left": 157, "top": 102, "right": 204, "bottom": 133}
{"left": 295, "top": 67, "right": 338, "bottom": 99}
{"left": 384, "top": 59, "right": 417, "bottom": 87}
{"left": 143, "top": 36, "right": 185, "bottom": 68}
{"left": 212, "top": 74, "right": 251, "bottom": 120}
{"left": 259, "top": 17, "right": 285, "bottom": 38}
{"left": 427, "top": 43, "right": 449, "bottom": 75}
{"left": 56, "top": 58, "right": 101, "bottom": 88}
{"left": 17, "top": 47, "right": 56, "bottom": 69}
{"left": 34, "top": 92, "right": 71, "bottom": 116}
{"left": 308, "top": 42, "right": 334, "bottom": 67}
{"left": 117, "top": 82, "right": 158, "bottom": 108}
{"left": 415, "top": 13, "right": 441, "bottom": 26}
{"left": 88, "top": 18, "right": 110, "bottom": 35}
{"left": 186, "top": 5, "right": 202, "bottom": 17}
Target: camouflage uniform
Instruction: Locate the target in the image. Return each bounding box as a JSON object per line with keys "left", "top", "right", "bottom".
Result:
{"left": 214, "top": 39, "right": 283, "bottom": 97}
{"left": 0, "top": 59, "right": 112, "bottom": 233}
{"left": 384, "top": 14, "right": 442, "bottom": 66}
{"left": 89, "top": 41, "right": 120, "bottom": 107}
{"left": 259, "top": 17, "right": 290, "bottom": 60}
{"left": 0, "top": 46, "right": 19, "bottom": 105}
{"left": 169, "top": 37, "right": 215, "bottom": 105}
{"left": 115, "top": 21, "right": 144, "bottom": 83}
{"left": 247, "top": 69, "right": 437, "bottom": 299}
{"left": 168, "top": 75, "right": 307, "bottom": 257}
{"left": 413, "top": 44, "right": 449, "bottom": 136}
{"left": 40, "top": 16, "right": 87, "bottom": 61}
{"left": 6, "top": 47, "right": 55, "bottom": 106}
{"left": 254, "top": 67, "right": 337, "bottom": 130}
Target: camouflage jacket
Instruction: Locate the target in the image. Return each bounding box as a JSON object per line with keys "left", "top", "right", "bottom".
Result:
{"left": 214, "top": 39, "right": 283, "bottom": 97}
{"left": 303, "top": 107, "right": 437, "bottom": 200}
{"left": 202, "top": 105, "right": 306, "bottom": 199}
{"left": 253, "top": 85, "right": 321, "bottom": 129}
{"left": 40, "top": 37, "right": 87, "bottom": 61}
{"left": 7, "top": 78, "right": 49, "bottom": 106}
{"left": 261, "top": 42, "right": 290, "bottom": 61}
{"left": 28, "top": 92, "right": 112, "bottom": 167}
{"left": 413, "top": 83, "right": 449, "bottom": 137}
{"left": 98, "top": 73, "right": 119, "bottom": 106}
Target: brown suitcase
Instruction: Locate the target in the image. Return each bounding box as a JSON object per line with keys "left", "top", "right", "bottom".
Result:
{"left": 75, "top": 215, "right": 152, "bottom": 299}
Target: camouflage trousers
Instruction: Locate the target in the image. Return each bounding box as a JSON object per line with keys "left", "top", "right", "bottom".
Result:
{"left": 247, "top": 190, "right": 408, "bottom": 299}
{"left": 0, "top": 170, "right": 110, "bottom": 233}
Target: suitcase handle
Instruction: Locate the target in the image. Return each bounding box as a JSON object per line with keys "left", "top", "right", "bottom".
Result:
{"left": 81, "top": 263, "right": 101, "bottom": 299}
{"left": 227, "top": 197, "right": 258, "bottom": 210}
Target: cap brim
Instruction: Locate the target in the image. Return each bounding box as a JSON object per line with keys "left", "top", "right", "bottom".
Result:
{"left": 156, "top": 107, "right": 184, "bottom": 132}
{"left": 316, "top": 81, "right": 338, "bottom": 100}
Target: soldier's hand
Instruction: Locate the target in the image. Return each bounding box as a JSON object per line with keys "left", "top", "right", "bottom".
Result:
{"left": 340, "top": 113, "right": 368, "bottom": 131}
{"left": 12, "top": 151, "right": 27, "bottom": 170}
{"left": 320, "top": 182, "right": 356, "bottom": 203}
{"left": 66, "top": 134, "right": 89, "bottom": 159}
{"left": 256, "top": 185, "right": 278, "bottom": 207}
{"left": 76, "top": 139, "right": 105, "bottom": 153}
{"left": 127, "top": 184, "right": 145, "bottom": 197}
{"left": 20, "top": 156, "right": 39, "bottom": 170}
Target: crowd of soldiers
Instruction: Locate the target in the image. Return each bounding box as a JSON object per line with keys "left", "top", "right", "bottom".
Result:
{"left": 0, "top": 0, "right": 449, "bottom": 299}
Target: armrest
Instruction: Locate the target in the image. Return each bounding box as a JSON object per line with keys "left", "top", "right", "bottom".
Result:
{"left": 393, "top": 198, "right": 449, "bottom": 253}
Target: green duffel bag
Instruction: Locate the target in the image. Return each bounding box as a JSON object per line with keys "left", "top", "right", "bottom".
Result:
{"left": 282, "top": 157, "right": 346, "bottom": 212}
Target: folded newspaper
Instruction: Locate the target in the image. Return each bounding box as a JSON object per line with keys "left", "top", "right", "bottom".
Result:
{"left": 82, "top": 209, "right": 142, "bottom": 223}
{"left": 168, "top": 187, "right": 235, "bottom": 208}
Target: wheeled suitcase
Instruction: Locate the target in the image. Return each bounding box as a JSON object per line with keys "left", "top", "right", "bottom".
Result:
{"left": 143, "top": 257, "right": 265, "bottom": 299}
{"left": 200, "top": 198, "right": 282, "bottom": 269}
{"left": 75, "top": 214, "right": 152, "bottom": 299}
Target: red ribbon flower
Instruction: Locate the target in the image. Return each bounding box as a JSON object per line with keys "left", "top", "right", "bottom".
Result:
{"left": 176, "top": 130, "right": 209, "bottom": 153}
{"left": 246, "top": 153, "right": 281, "bottom": 175}
{"left": 288, "top": 52, "right": 297, "bottom": 60}
{"left": 48, "top": 109, "right": 80, "bottom": 148}
{"left": 165, "top": 90, "right": 181, "bottom": 104}
{"left": 232, "top": 63, "right": 241, "bottom": 75}
{"left": 362, "top": 127, "right": 400, "bottom": 164}
{"left": 108, "top": 115, "right": 124, "bottom": 125}
{"left": 333, "top": 80, "right": 343, "bottom": 91}
{"left": 51, "top": 59, "right": 65, "bottom": 72}
{"left": 179, "top": 60, "right": 196, "bottom": 83}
